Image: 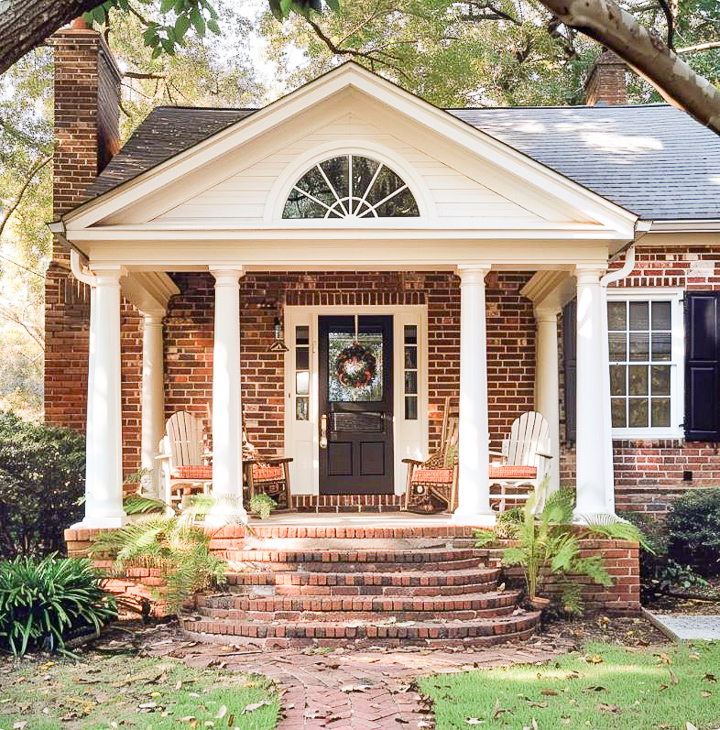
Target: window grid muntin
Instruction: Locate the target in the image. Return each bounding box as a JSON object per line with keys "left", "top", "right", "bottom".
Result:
{"left": 403, "top": 324, "right": 419, "bottom": 420}
{"left": 283, "top": 154, "right": 419, "bottom": 220}
{"left": 607, "top": 293, "right": 682, "bottom": 436}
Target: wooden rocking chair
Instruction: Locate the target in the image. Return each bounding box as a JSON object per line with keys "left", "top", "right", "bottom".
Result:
{"left": 489, "top": 411, "right": 552, "bottom": 512}
{"left": 403, "top": 397, "right": 459, "bottom": 513}
{"left": 156, "top": 411, "right": 213, "bottom": 507}
{"left": 242, "top": 428, "right": 293, "bottom": 511}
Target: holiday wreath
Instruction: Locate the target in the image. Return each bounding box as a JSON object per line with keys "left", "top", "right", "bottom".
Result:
{"left": 335, "top": 342, "right": 377, "bottom": 388}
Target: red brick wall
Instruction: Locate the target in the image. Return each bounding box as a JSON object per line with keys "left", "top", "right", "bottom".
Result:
{"left": 559, "top": 246, "right": 720, "bottom": 514}
{"left": 154, "top": 271, "right": 535, "bottom": 476}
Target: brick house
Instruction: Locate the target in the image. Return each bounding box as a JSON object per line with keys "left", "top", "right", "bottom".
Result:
{"left": 47, "top": 23, "right": 720, "bottom": 531}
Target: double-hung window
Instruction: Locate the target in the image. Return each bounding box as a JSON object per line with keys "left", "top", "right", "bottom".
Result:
{"left": 607, "top": 290, "right": 684, "bottom": 439}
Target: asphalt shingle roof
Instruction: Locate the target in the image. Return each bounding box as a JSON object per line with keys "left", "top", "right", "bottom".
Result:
{"left": 87, "top": 103, "right": 720, "bottom": 221}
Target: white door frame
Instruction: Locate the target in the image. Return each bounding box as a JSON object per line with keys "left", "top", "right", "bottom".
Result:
{"left": 284, "top": 304, "right": 429, "bottom": 496}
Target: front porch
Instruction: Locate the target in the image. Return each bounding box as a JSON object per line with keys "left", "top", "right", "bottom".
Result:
{"left": 67, "top": 262, "right": 617, "bottom": 529}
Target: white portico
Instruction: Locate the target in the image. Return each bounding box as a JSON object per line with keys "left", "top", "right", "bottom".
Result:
{"left": 52, "top": 63, "right": 638, "bottom": 528}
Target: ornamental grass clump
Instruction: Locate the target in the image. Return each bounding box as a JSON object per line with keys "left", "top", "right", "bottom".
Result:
{"left": 0, "top": 555, "right": 116, "bottom": 656}
{"left": 91, "top": 495, "right": 237, "bottom": 615}
{"left": 249, "top": 493, "right": 277, "bottom": 520}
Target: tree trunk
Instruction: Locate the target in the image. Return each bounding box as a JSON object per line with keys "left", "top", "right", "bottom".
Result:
{"left": 538, "top": 0, "right": 720, "bottom": 135}
{"left": 0, "top": 0, "right": 103, "bottom": 75}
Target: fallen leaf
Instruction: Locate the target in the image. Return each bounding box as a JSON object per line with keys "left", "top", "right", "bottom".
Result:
{"left": 340, "top": 684, "right": 373, "bottom": 693}
{"left": 598, "top": 703, "right": 620, "bottom": 713}
{"left": 702, "top": 691, "right": 713, "bottom": 698}
{"left": 704, "top": 674, "right": 718, "bottom": 683}
{"left": 491, "top": 698, "right": 511, "bottom": 719}
{"left": 657, "top": 653, "right": 673, "bottom": 664}
{"left": 541, "top": 689, "right": 558, "bottom": 696}
{"left": 690, "top": 654, "right": 700, "bottom": 661}
{"left": 465, "top": 720, "right": 483, "bottom": 725}
{"left": 215, "top": 706, "right": 227, "bottom": 719}
{"left": 686, "top": 723, "right": 698, "bottom": 730}
{"left": 561, "top": 718, "right": 572, "bottom": 725}
{"left": 582, "top": 685, "right": 607, "bottom": 693}
{"left": 242, "top": 700, "right": 271, "bottom": 714}
{"left": 529, "top": 702, "right": 548, "bottom": 708}
{"left": 13, "top": 722, "right": 27, "bottom": 730}
{"left": 178, "top": 716, "right": 196, "bottom": 723}
{"left": 586, "top": 655, "right": 603, "bottom": 664}
{"left": 658, "top": 684, "right": 669, "bottom": 692}
{"left": 669, "top": 669, "right": 679, "bottom": 685}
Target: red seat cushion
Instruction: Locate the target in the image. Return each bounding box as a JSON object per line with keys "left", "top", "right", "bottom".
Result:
{"left": 412, "top": 468, "right": 454, "bottom": 484}
{"left": 171, "top": 465, "right": 212, "bottom": 480}
{"left": 488, "top": 465, "right": 537, "bottom": 479}
{"left": 252, "top": 466, "right": 284, "bottom": 482}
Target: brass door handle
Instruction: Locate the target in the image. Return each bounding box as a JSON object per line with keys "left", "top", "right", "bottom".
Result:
{"left": 320, "top": 414, "right": 328, "bottom": 449}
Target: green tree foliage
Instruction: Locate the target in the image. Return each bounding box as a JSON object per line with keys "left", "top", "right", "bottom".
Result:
{"left": 0, "top": 411, "right": 85, "bottom": 558}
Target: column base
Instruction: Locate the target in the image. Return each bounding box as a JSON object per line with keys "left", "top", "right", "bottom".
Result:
{"left": 572, "top": 511, "right": 620, "bottom": 525}
{"left": 451, "top": 511, "right": 497, "bottom": 528}
{"left": 204, "top": 498, "right": 248, "bottom": 526}
{"left": 70, "top": 515, "right": 128, "bottom": 530}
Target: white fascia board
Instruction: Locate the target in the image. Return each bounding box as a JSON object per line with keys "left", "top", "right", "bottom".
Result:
{"left": 647, "top": 219, "right": 720, "bottom": 233}
{"left": 64, "top": 63, "right": 636, "bottom": 237}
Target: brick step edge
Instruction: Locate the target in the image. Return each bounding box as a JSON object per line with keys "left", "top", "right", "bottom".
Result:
{"left": 179, "top": 612, "right": 540, "bottom": 641}
{"left": 221, "top": 548, "right": 483, "bottom": 563}
{"left": 225, "top": 581, "right": 501, "bottom": 597}
{"left": 198, "top": 590, "right": 520, "bottom": 613}
{"left": 225, "top": 567, "right": 500, "bottom": 587}
{"left": 193, "top": 606, "right": 519, "bottom": 622}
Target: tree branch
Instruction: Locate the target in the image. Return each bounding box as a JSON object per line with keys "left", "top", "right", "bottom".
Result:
{"left": 124, "top": 70, "right": 167, "bottom": 79}
{"left": 537, "top": 0, "right": 720, "bottom": 135}
{"left": 677, "top": 41, "right": 720, "bottom": 54}
{"left": 0, "top": 304, "right": 45, "bottom": 351}
{"left": 0, "top": 154, "right": 53, "bottom": 243}
{"left": 655, "top": 0, "right": 675, "bottom": 49}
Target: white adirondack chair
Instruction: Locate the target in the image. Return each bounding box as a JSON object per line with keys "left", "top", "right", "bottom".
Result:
{"left": 489, "top": 411, "right": 552, "bottom": 512}
{"left": 156, "top": 411, "right": 212, "bottom": 506}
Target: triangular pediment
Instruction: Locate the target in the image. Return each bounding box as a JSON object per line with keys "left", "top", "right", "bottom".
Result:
{"left": 64, "top": 63, "right": 637, "bottom": 240}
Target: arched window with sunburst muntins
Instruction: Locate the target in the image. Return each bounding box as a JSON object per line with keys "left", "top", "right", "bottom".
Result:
{"left": 282, "top": 155, "right": 420, "bottom": 219}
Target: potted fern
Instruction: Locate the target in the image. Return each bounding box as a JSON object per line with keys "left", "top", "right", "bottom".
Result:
{"left": 477, "top": 482, "right": 646, "bottom": 613}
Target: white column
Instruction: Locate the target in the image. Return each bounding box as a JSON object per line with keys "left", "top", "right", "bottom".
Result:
{"left": 574, "top": 266, "right": 614, "bottom": 518}
{"left": 453, "top": 265, "right": 494, "bottom": 526}
{"left": 534, "top": 306, "right": 561, "bottom": 491}
{"left": 207, "top": 268, "right": 247, "bottom": 523}
{"left": 140, "top": 312, "right": 165, "bottom": 497}
{"left": 79, "top": 267, "right": 126, "bottom": 527}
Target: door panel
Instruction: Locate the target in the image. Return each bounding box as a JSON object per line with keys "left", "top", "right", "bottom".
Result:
{"left": 319, "top": 315, "right": 394, "bottom": 494}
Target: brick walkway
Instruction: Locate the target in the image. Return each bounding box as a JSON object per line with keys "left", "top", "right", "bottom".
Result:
{"left": 144, "top": 629, "right": 572, "bottom": 728}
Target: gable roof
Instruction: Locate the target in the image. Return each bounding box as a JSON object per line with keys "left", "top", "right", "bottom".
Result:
{"left": 86, "top": 101, "right": 719, "bottom": 222}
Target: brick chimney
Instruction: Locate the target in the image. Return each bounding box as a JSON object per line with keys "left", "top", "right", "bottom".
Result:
{"left": 585, "top": 50, "right": 628, "bottom": 106}
{"left": 49, "top": 19, "right": 122, "bottom": 218}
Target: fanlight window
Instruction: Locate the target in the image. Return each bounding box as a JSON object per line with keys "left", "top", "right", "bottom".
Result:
{"left": 282, "top": 155, "right": 420, "bottom": 219}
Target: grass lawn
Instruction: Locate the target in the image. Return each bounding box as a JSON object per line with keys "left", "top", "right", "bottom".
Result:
{"left": 419, "top": 642, "right": 720, "bottom": 730}
{"left": 0, "top": 652, "right": 279, "bottom": 730}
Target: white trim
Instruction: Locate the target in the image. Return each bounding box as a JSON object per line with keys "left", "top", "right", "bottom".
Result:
{"left": 265, "top": 141, "right": 436, "bottom": 222}
{"left": 283, "top": 304, "right": 428, "bottom": 496}
{"left": 606, "top": 288, "right": 685, "bottom": 440}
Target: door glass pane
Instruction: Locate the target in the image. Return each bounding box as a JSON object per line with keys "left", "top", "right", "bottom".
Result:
{"left": 405, "top": 371, "right": 417, "bottom": 395}
{"left": 296, "top": 397, "right": 309, "bottom": 421}
{"left": 404, "top": 325, "right": 417, "bottom": 344}
{"left": 296, "top": 371, "right": 309, "bottom": 395}
{"left": 296, "top": 326, "right": 309, "bottom": 345}
{"left": 628, "top": 398, "right": 649, "bottom": 427}
{"left": 404, "top": 346, "right": 417, "bottom": 370}
{"left": 296, "top": 348, "right": 309, "bottom": 370}
{"left": 607, "top": 301, "right": 626, "bottom": 331}
{"left": 328, "top": 330, "right": 383, "bottom": 402}
{"left": 405, "top": 396, "right": 418, "bottom": 420}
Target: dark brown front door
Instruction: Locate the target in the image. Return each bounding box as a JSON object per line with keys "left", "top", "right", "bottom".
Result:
{"left": 318, "top": 315, "right": 394, "bottom": 494}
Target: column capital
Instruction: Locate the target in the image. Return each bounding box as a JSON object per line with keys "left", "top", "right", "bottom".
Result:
{"left": 574, "top": 265, "right": 606, "bottom": 284}
{"left": 210, "top": 267, "right": 245, "bottom": 285}
{"left": 456, "top": 265, "right": 491, "bottom": 284}
{"left": 141, "top": 311, "right": 165, "bottom": 325}
{"left": 534, "top": 305, "right": 560, "bottom": 322}
{"left": 90, "top": 264, "right": 127, "bottom": 284}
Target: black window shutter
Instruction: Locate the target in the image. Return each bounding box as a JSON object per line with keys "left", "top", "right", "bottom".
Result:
{"left": 685, "top": 292, "right": 720, "bottom": 441}
{"left": 563, "top": 299, "right": 577, "bottom": 443}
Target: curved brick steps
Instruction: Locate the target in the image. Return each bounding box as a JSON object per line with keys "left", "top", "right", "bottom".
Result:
{"left": 180, "top": 611, "right": 540, "bottom": 648}
{"left": 224, "top": 566, "right": 501, "bottom": 596}
{"left": 183, "top": 537, "right": 540, "bottom": 648}
{"left": 195, "top": 589, "right": 521, "bottom": 622}
{"left": 221, "top": 547, "right": 486, "bottom": 572}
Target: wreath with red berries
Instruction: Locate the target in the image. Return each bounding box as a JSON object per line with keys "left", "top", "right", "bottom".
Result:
{"left": 335, "top": 342, "right": 377, "bottom": 389}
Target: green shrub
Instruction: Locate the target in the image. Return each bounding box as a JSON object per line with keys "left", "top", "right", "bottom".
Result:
{"left": 0, "top": 411, "right": 85, "bottom": 558}
{"left": 249, "top": 493, "right": 277, "bottom": 520}
{"left": 0, "top": 555, "right": 116, "bottom": 656}
{"left": 625, "top": 511, "right": 708, "bottom": 600}
{"left": 666, "top": 489, "right": 720, "bottom": 576}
